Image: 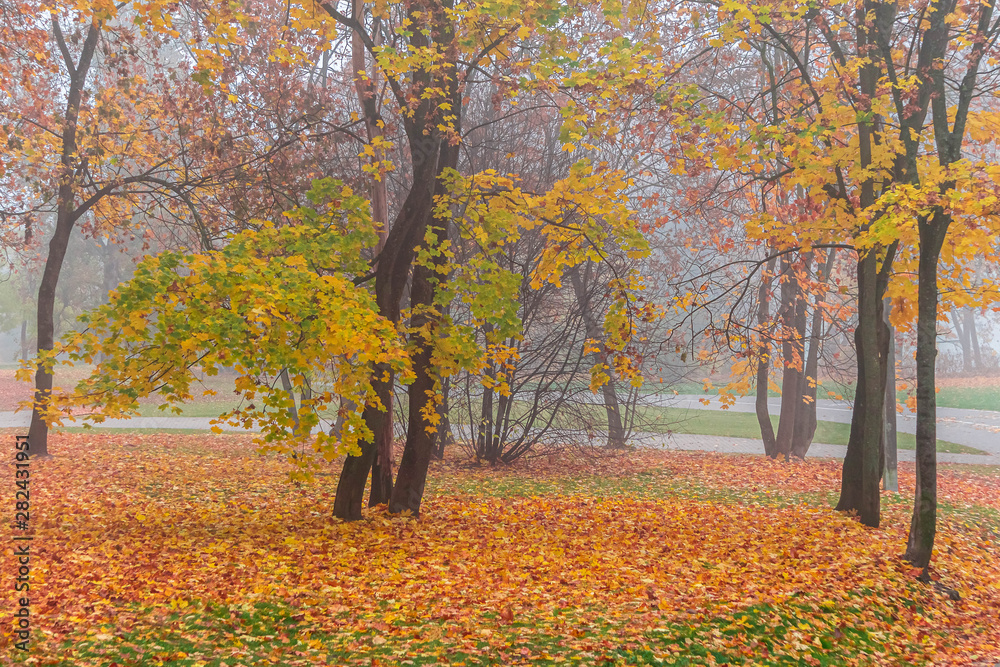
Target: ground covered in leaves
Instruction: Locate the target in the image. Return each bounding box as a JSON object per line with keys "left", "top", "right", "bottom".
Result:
{"left": 1, "top": 432, "right": 999, "bottom": 666}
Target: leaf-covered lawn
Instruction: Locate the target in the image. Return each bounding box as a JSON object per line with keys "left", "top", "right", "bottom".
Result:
{"left": 1, "top": 433, "right": 998, "bottom": 666}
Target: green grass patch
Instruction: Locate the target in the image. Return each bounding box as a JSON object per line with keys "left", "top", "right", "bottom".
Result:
{"left": 623, "top": 406, "right": 984, "bottom": 455}
{"left": 645, "top": 378, "right": 1000, "bottom": 413}
{"left": 932, "top": 386, "right": 1000, "bottom": 412}
{"left": 51, "top": 595, "right": 926, "bottom": 667}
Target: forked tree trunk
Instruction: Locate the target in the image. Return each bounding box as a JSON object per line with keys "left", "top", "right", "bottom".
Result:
{"left": 387, "top": 87, "right": 460, "bottom": 516}
{"left": 332, "top": 129, "right": 440, "bottom": 520}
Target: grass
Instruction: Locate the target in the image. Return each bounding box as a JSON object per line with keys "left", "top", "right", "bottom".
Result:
{"left": 541, "top": 403, "right": 985, "bottom": 455}
{"left": 631, "top": 406, "right": 985, "bottom": 455}
{"left": 55, "top": 597, "right": 905, "bottom": 667}
{"left": 643, "top": 378, "right": 1000, "bottom": 412}
{"left": 931, "top": 385, "right": 1000, "bottom": 411}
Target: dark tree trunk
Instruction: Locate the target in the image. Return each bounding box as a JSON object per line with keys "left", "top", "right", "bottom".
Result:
{"left": 836, "top": 24, "right": 883, "bottom": 527}
{"left": 883, "top": 296, "right": 898, "bottom": 492}
{"left": 906, "top": 214, "right": 947, "bottom": 570}
{"left": 333, "top": 383, "right": 387, "bottom": 520}
{"left": 835, "top": 249, "right": 884, "bottom": 527}
{"left": 332, "top": 129, "right": 440, "bottom": 519}
{"left": 388, "top": 225, "right": 448, "bottom": 515}
{"left": 26, "top": 21, "right": 101, "bottom": 459}
{"left": 368, "top": 393, "right": 394, "bottom": 506}
{"left": 775, "top": 255, "right": 806, "bottom": 460}
{"left": 353, "top": 4, "right": 394, "bottom": 510}
{"left": 756, "top": 255, "right": 778, "bottom": 458}
{"left": 27, "top": 218, "right": 74, "bottom": 459}
{"left": 387, "top": 82, "right": 460, "bottom": 515}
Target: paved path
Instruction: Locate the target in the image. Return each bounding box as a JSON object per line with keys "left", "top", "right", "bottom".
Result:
{"left": 0, "top": 412, "right": 249, "bottom": 432}
{"left": 645, "top": 394, "right": 1000, "bottom": 457}
{"left": 2, "top": 409, "right": 999, "bottom": 465}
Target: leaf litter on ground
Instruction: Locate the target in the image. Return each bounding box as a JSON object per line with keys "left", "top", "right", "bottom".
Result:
{"left": 0, "top": 432, "right": 998, "bottom": 666}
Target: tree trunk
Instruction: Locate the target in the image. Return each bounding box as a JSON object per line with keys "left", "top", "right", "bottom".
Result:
{"left": 26, "top": 20, "right": 100, "bottom": 459}
{"left": 333, "top": 380, "right": 387, "bottom": 520}
{"left": 349, "top": 0, "right": 396, "bottom": 509}
{"left": 332, "top": 129, "right": 440, "bottom": 519}
{"left": 368, "top": 401, "right": 394, "bottom": 506}
{"left": 883, "top": 296, "right": 898, "bottom": 492}
{"left": 388, "top": 237, "right": 446, "bottom": 516}
{"left": 477, "top": 379, "right": 495, "bottom": 462}
{"left": 836, "top": 30, "right": 882, "bottom": 527}
{"left": 756, "top": 255, "right": 778, "bottom": 458}
{"left": 27, "top": 215, "right": 75, "bottom": 459}
{"left": 278, "top": 368, "right": 300, "bottom": 431}
{"left": 774, "top": 255, "right": 806, "bottom": 460}
{"left": 906, "top": 214, "right": 947, "bottom": 570}
{"left": 966, "top": 308, "right": 982, "bottom": 371}
{"left": 835, "top": 249, "right": 883, "bottom": 527}
{"left": 569, "top": 263, "right": 626, "bottom": 448}
{"left": 791, "top": 249, "right": 836, "bottom": 459}
{"left": 952, "top": 307, "right": 971, "bottom": 373}
{"left": 387, "top": 85, "right": 460, "bottom": 516}
{"left": 433, "top": 376, "right": 454, "bottom": 460}
{"left": 20, "top": 320, "right": 28, "bottom": 362}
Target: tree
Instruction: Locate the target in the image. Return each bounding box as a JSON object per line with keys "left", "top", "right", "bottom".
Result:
{"left": 3, "top": 1, "right": 321, "bottom": 456}
{"left": 672, "top": 0, "right": 1000, "bottom": 568}
{"left": 51, "top": 179, "right": 409, "bottom": 470}
{"left": 43, "top": 0, "right": 662, "bottom": 521}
